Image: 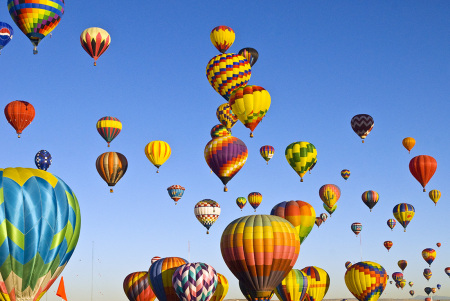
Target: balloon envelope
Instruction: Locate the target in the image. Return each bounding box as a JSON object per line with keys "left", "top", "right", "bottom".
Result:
{"left": 0, "top": 22, "right": 13, "bottom": 53}
{"left": 145, "top": 141, "right": 171, "bottom": 172}
{"left": 341, "top": 169, "right": 350, "bottom": 180}
{"left": 351, "top": 114, "right": 374, "bottom": 142}
{"left": 210, "top": 26, "right": 235, "bottom": 53}
{"left": 275, "top": 269, "right": 309, "bottom": 301}
{"left": 172, "top": 262, "right": 218, "bottom": 301}
{"left": 409, "top": 155, "right": 437, "bottom": 192}
{"left": 80, "top": 27, "right": 111, "bottom": 65}
{"left": 124, "top": 272, "right": 156, "bottom": 301}
{"left": 301, "top": 266, "right": 330, "bottom": 301}
{"left": 422, "top": 248, "right": 436, "bottom": 266}
{"left": 238, "top": 48, "right": 259, "bottom": 66}
{"left": 210, "top": 273, "right": 229, "bottom": 301}
{"left": 148, "top": 257, "right": 188, "bottom": 301}
{"left": 4, "top": 100, "right": 35, "bottom": 137}
{"left": 194, "top": 199, "right": 220, "bottom": 234}
{"left": 402, "top": 137, "right": 416, "bottom": 153}
{"left": 398, "top": 260, "right": 407, "bottom": 272}
{"left": 96, "top": 152, "right": 128, "bottom": 192}
{"left": 35, "top": 150, "right": 52, "bottom": 171}
{"left": 361, "top": 190, "right": 379, "bottom": 212}
{"left": 216, "top": 103, "right": 238, "bottom": 130}
{"left": 345, "top": 261, "right": 387, "bottom": 301}
{"left": 393, "top": 203, "right": 415, "bottom": 232}
{"left": 387, "top": 219, "right": 396, "bottom": 231}
{"left": 351, "top": 222, "right": 362, "bottom": 236}
{"left": 429, "top": 190, "right": 441, "bottom": 206}
{"left": 319, "top": 184, "right": 341, "bottom": 208}
{"left": 285, "top": 142, "right": 317, "bottom": 182}
{"left": 97, "top": 116, "right": 122, "bottom": 147}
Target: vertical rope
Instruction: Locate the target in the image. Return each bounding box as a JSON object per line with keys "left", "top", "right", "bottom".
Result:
{"left": 360, "top": 233, "right": 362, "bottom": 261}
{"left": 188, "top": 241, "right": 190, "bottom": 262}
{"left": 91, "top": 241, "right": 94, "bottom": 301}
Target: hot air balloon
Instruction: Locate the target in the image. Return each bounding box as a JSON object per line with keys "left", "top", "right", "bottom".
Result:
{"left": 395, "top": 283, "right": 400, "bottom": 289}
{"left": 361, "top": 190, "right": 379, "bottom": 212}
{"left": 172, "top": 262, "right": 218, "bottom": 301}
{"left": 210, "top": 124, "right": 231, "bottom": 138}
{"left": 431, "top": 288, "right": 436, "bottom": 294}
{"left": 145, "top": 141, "right": 171, "bottom": 173}
{"left": 320, "top": 213, "right": 328, "bottom": 222}
{"left": 437, "top": 284, "right": 441, "bottom": 290}
{"left": 315, "top": 217, "right": 323, "bottom": 228}
{"left": 80, "top": 27, "right": 111, "bottom": 66}
{"left": 206, "top": 53, "right": 251, "bottom": 101}
{"left": 248, "top": 192, "right": 262, "bottom": 212}
{"left": 151, "top": 257, "right": 161, "bottom": 264}
{"left": 229, "top": 85, "right": 271, "bottom": 138}
{"left": 216, "top": 103, "right": 238, "bottom": 131}
{"left": 341, "top": 169, "right": 350, "bottom": 180}
{"left": 309, "top": 162, "right": 317, "bottom": 174}
{"left": 260, "top": 145, "right": 275, "bottom": 164}
{"left": 409, "top": 290, "right": 414, "bottom": 296}
{"left": 399, "top": 280, "right": 406, "bottom": 290}
{"left": 210, "top": 273, "right": 229, "bottom": 301}
{"left": 0, "top": 168, "right": 81, "bottom": 301}
{"left": 4, "top": 100, "right": 35, "bottom": 138}
{"left": 221, "top": 215, "right": 300, "bottom": 301}
{"left": 239, "top": 281, "right": 274, "bottom": 301}
{"left": 275, "top": 269, "right": 309, "bottom": 301}
{"left": 301, "top": 267, "right": 330, "bottom": 301}
{"left": 429, "top": 190, "right": 441, "bottom": 206}
{"left": 204, "top": 127, "right": 248, "bottom": 192}
{"left": 423, "top": 269, "right": 432, "bottom": 281}
{"left": 167, "top": 185, "right": 185, "bottom": 205}
{"left": 446, "top": 267, "right": 450, "bottom": 277}
{"left": 0, "top": 22, "right": 13, "bottom": 54}
{"left": 194, "top": 199, "right": 220, "bottom": 234}
{"left": 8, "top": 0, "right": 64, "bottom": 54}
{"left": 270, "top": 200, "right": 316, "bottom": 244}
{"left": 387, "top": 219, "right": 396, "bottom": 231}
{"left": 149, "top": 257, "right": 188, "bottom": 301}
{"left": 402, "top": 137, "right": 416, "bottom": 154}
{"left": 351, "top": 223, "right": 362, "bottom": 236}
{"left": 286, "top": 142, "right": 317, "bottom": 182}
{"left": 409, "top": 282, "right": 413, "bottom": 287}
{"left": 96, "top": 152, "right": 128, "bottom": 192}
{"left": 384, "top": 241, "right": 393, "bottom": 252}
{"left": 210, "top": 26, "right": 235, "bottom": 53}
{"left": 35, "top": 150, "right": 52, "bottom": 171}
{"left": 393, "top": 203, "right": 415, "bottom": 232}
{"left": 425, "top": 287, "right": 432, "bottom": 295}
{"left": 238, "top": 48, "right": 259, "bottom": 67}
{"left": 398, "top": 260, "right": 407, "bottom": 272}
{"left": 389, "top": 281, "right": 393, "bottom": 285}
{"left": 323, "top": 203, "right": 337, "bottom": 216}
{"left": 422, "top": 248, "right": 436, "bottom": 266}
{"left": 96, "top": 116, "right": 122, "bottom": 147}
{"left": 409, "top": 155, "right": 437, "bottom": 192}
{"left": 436, "top": 242, "right": 441, "bottom": 247}
{"left": 392, "top": 272, "right": 403, "bottom": 282}
{"left": 345, "top": 262, "right": 352, "bottom": 269}
{"left": 319, "top": 184, "right": 341, "bottom": 208}
{"left": 351, "top": 114, "right": 374, "bottom": 143}
{"left": 123, "top": 272, "right": 156, "bottom": 301}
{"left": 345, "top": 262, "right": 387, "bottom": 301}
{"left": 236, "top": 197, "right": 247, "bottom": 211}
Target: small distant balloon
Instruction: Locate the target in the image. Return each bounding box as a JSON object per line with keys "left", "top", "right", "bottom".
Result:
{"left": 315, "top": 217, "right": 323, "bottom": 228}
{"left": 4, "top": 100, "right": 35, "bottom": 138}
{"left": 398, "top": 260, "right": 407, "bottom": 272}
{"left": 236, "top": 197, "right": 247, "bottom": 211}
{"left": 384, "top": 241, "right": 393, "bottom": 252}
{"left": 446, "top": 267, "right": 450, "bottom": 277}
{"left": 96, "top": 116, "right": 122, "bottom": 147}
{"left": 402, "top": 137, "right": 416, "bottom": 153}
{"left": 167, "top": 185, "right": 185, "bottom": 205}
{"left": 248, "top": 192, "right": 262, "bottom": 212}
{"left": 320, "top": 213, "right": 328, "bottom": 222}
{"left": 387, "top": 219, "right": 396, "bottom": 231}
{"left": 238, "top": 48, "right": 259, "bottom": 67}
{"left": 194, "top": 199, "right": 220, "bottom": 234}
{"left": 260, "top": 145, "right": 275, "bottom": 164}
{"left": 345, "top": 261, "right": 352, "bottom": 269}
{"left": 341, "top": 169, "right": 350, "bottom": 180}
{"left": 351, "top": 223, "right": 362, "bottom": 236}
{"left": 393, "top": 203, "right": 415, "bottom": 232}
{"left": 35, "top": 150, "right": 52, "bottom": 171}
{"left": 361, "top": 190, "right": 379, "bottom": 212}
{"left": 436, "top": 242, "right": 441, "bottom": 248}
{"left": 429, "top": 190, "right": 441, "bottom": 206}
{"left": 145, "top": 141, "right": 171, "bottom": 173}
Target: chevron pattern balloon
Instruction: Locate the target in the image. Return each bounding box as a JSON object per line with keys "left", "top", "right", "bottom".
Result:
{"left": 345, "top": 261, "right": 387, "bottom": 301}
{"left": 172, "top": 262, "right": 218, "bottom": 301}
{"left": 341, "top": 169, "right": 350, "bottom": 180}
{"left": 124, "top": 272, "right": 156, "bottom": 301}
{"left": 0, "top": 168, "right": 81, "bottom": 301}
{"left": 351, "top": 114, "right": 374, "bottom": 143}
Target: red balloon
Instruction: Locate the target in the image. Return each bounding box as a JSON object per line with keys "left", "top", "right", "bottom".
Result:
{"left": 409, "top": 155, "right": 437, "bottom": 192}
{"left": 4, "top": 100, "right": 35, "bottom": 138}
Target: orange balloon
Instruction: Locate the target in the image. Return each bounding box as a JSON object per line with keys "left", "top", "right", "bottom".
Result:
{"left": 402, "top": 137, "right": 416, "bottom": 154}
{"left": 4, "top": 100, "right": 35, "bottom": 138}
{"left": 409, "top": 155, "right": 437, "bottom": 192}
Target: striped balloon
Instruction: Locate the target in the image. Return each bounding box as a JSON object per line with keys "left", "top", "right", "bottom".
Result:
{"left": 384, "top": 241, "right": 393, "bottom": 252}
{"left": 238, "top": 48, "right": 259, "bottom": 67}
{"left": 341, "top": 169, "right": 350, "bottom": 180}
{"left": 445, "top": 267, "right": 450, "bottom": 277}
{"left": 402, "top": 137, "right": 416, "bottom": 153}
{"left": 285, "top": 142, "right": 317, "bottom": 182}
{"left": 236, "top": 197, "right": 247, "bottom": 211}
{"left": 148, "top": 257, "right": 188, "bottom": 301}
{"left": 124, "top": 272, "right": 156, "bottom": 301}
{"left": 209, "top": 273, "right": 228, "bottom": 301}
{"left": 423, "top": 269, "right": 432, "bottom": 281}
{"left": 323, "top": 203, "right": 337, "bottom": 216}
{"left": 301, "top": 267, "right": 330, "bottom": 301}
{"left": 398, "top": 260, "right": 407, "bottom": 272}
{"left": 96, "top": 116, "right": 122, "bottom": 147}
{"left": 145, "top": 141, "right": 171, "bottom": 173}
{"left": 351, "top": 223, "right": 362, "bottom": 236}
{"left": 345, "top": 261, "right": 387, "bottom": 301}
{"left": 315, "top": 217, "right": 323, "bottom": 228}
{"left": 248, "top": 192, "right": 262, "bottom": 211}
{"left": 409, "top": 155, "right": 437, "bottom": 192}
{"left": 345, "top": 262, "right": 352, "bottom": 269}
{"left": 260, "top": 145, "right": 275, "bottom": 164}
{"left": 429, "top": 190, "right": 441, "bottom": 206}
{"left": 167, "top": 185, "right": 185, "bottom": 204}
{"left": 194, "top": 200, "right": 220, "bottom": 234}
{"left": 387, "top": 219, "right": 396, "bottom": 231}
{"left": 172, "top": 263, "right": 218, "bottom": 301}
{"left": 422, "top": 248, "right": 436, "bottom": 266}
{"left": 319, "top": 184, "right": 341, "bottom": 209}
{"left": 216, "top": 103, "right": 238, "bottom": 130}
{"left": 96, "top": 152, "right": 128, "bottom": 192}
{"left": 393, "top": 203, "right": 415, "bottom": 232}
{"left": 361, "top": 190, "right": 379, "bottom": 212}
{"left": 350, "top": 114, "right": 374, "bottom": 143}
{"left": 275, "top": 269, "right": 309, "bottom": 301}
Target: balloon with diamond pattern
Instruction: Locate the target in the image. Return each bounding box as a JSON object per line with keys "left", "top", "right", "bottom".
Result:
{"left": 172, "top": 262, "right": 218, "bottom": 301}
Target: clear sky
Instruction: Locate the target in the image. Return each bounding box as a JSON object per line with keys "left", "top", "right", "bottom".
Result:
{"left": 1, "top": 1, "right": 450, "bottom": 301}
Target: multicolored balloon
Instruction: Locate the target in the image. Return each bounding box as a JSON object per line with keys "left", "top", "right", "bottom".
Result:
{"left": 351, "top": 222, "right": 362, "bottom": 236}
{"left": 320, "top": 213, "right": 328, "bottom": 222}
{"left": 96, "top": 152, "right": 128, "bottom": 192}
{"left": 446, "top": 267, "right": 450, "bottom": 277}
{"left": 248, "top": 192, "right": 262, "bottom": 212}
{"left": 423, "top": 269, "right": 432, "bottom": 281}
{"left": 238, "top": 48, "right": 259, "bottom": 67}
{"left": 123, "top": 272, "right": 156, "bottom": 301}
{"left": 429, "top": 190, "right": 441, "bottom": 206}
{"left": 398, "top": 260, "right": 407, "bottom": 272}
{"left": 172, "top": 262, "right": 218, "bottom": 301}
{"left": 236, "top": 197, "right": 247, "bottom": 211}
{"left": 345, "top": 262, "right": 387, "bottom": 301}
{"left": 393, "top": 203, "right": 415, "bottom": 232}
{"left": 387, "top": 219, "right": 396, "bottom": 231}
{"left": 384, "top": 241, "right": 393, "bottom": 252}
{"left": 209, "top": 273, "right": 228, "bottom": 301}
{"left": 216, "top": 103, "right": 238, "bottom": 130}
{"left": 96, "top": 116, "right": 122, "bottom": 147}
{"left": 409, "top": 282, "right": 413, "bottom": 287}
{"left": 260, "top": 145, "right": 275, "bottom": 164}
{"left": 4, "top": 100, "right": 35, "bottom": 138}
{"left": 409, "top": 155, "right": 437, "bottom": 192}
{"left": 402, "top": 137, "right": 416, "bottom": 154}
{"left": 361, "top": 190, "right": 379, "bottom": 212}
{"left": 341, "top": 169, "right": 350, "bottom": 180}
{"left": 206, "top": 53, "right": 251, "bottom": 101}
{"left": 145, "top": 141, "right": 171, "bottom": 173}
{"left": 275, "top": 269, "right": 309, "bottom": 301}
{"left": 345, "top": 262, "right": 352, "bottom": 269}
{"left": 35, "top": 150, "right": 52, "bottom": 171}
{"left": 167, "top": 185, "right": 185, "bottom": 205}
{"left": 351, "top": 114, "right": 374, "bottom": 143}
{"left": 323, "top": 203, "right": 337, "bottom": 216}
{"left": 270, "top": 200, "right": 316, "bottom": 244}
{"left": 319, "top": 184, "right": 341, "bottom": 208}
{"left": 315, "top": 217, "right": 323, "bottom": 228}
{"left": 422, "top": 248, "right": 436, "bottom": 266}
{"left": 210, "top": 124, "right": 230, "bottom": 138}
{"left": 409, "top": 290, "right": 414, "bottom": 297}
{"left": 286, "top": 142, "right": 317, "bottom": 182}
{"left": 149, "top": 257, "right": 188, "bottom": 301}
{"left": 0, "top": 168, "right": 81, "bottom": 301}
{"left": 399, "top": 280, "right": 406, "bottom": 290}
{"left": 431, "top": 288, "right": 436, "bottom": 294}
{"left": 0, "top": 22, "right": 13, "bottom": 54}
{"left": 210, "top": 26, "right": 235, "bottom": 53}
{"left": 301, "top": 266, "right": 330, "bottom": 301}
{"left": 221, "top": 215, "right": 300, "bottom": 301}
{"left": 80, "top": 27, "right": 111, "bottom": 66}
{"left": 392, "top": 272, "right": 403, "bottom": 282}
{"left": 8, "top": 0, "right": 64, "bottom": 54}
{"left": 194, "top": 199, "right": 220, "bottom": 234}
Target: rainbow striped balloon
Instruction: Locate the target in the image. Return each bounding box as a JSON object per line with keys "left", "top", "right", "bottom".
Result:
{"left": 248, "top": 192, "right": 262, "bottom": 212}
{"left": 260, "top": 145, "right": 275, "bottom": 164}
{"left": 341, "top": 169, "right": 350, "bottom": 180}
{"left": 345, "top": 261, "right": 387, "bottom": 301}
{"left": 172, "top": 263, "right": 218, "bottom": 301}
{"left": 275, "top": 269, "right": 309, "bottom": 301}
{"left": 361, "top": 190, "right": 379, "bottom": 212}
{"left": 301, "top": 267, "right": 330, "bottom": 301}
{"left": 124, "top": 272, "right": 156, "bottom": 301}
{"left": 387, "top": 219, "right": 396, "bottom": 231}
{"left": 148, "top": 257, "right": 188, "bottom": 301}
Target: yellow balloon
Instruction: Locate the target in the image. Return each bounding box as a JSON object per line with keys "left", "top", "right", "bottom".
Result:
{"left": 402, "top": 137, "right": 416, "bottom": 154}
{"left": 210, "top": 273, "right": 229, "bottom": 301}
{"left": 301, "top": 267, "right": 330, "bottom": 301}
{"left": 429, "top": 190, "right": 441, "bottom": 206}
{"left": 285, "top": 142, "right": 317, "bottom": 182}
{"left": 144, "top": 141, "right": 171, "bottom": 173}
{"left": 210, "top": 26, "right": 235, "bottom": 53}
{"left": 345, "top": 261, "right": 387, "bottom": 301}
{"left": 275, "top": 269, "right": 309, "bottom": 301}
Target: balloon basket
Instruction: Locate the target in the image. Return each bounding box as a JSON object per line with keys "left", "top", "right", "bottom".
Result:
{"left": 250, "top": 132, "right": 254, "bottom": 138}
{"left": 362, "top": 140, "right": 365, "bottom": 143}
{"left": 33, "top": 47, "right": 38, "bottom": 55}
{"left": 224, "top": 186, "right": 228, "bottom": 192}
{"left": 94, "top": 61, "right": 97, "bottom": 66}
{"left": 300, "top": 178, "right": 303, "bottom": 182}
{"left": 110, "top": 189, "right": 113, "bottom": 193}
{"left": 423, "top": 188, "right": 426, "bottom": 192}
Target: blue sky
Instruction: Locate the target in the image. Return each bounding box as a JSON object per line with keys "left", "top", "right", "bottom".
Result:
{"left": 1, "top": 1, "right": 450, "bottom": 300}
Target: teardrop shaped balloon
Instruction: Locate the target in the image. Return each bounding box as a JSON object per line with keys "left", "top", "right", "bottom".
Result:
{"left": 96, "top": 152, "right": 128, "bottom": 193}
{"left": 323, "top": 203, "right": 337, "bottom": 216}
{"left": 123, "top": 272, "right": 156, "bottom": 301}
{"left": 238, "top": 48, "right": 259, "bottom": 67}
{"left": 229, "top": 85, "right": 271, "bottom": 138}
{"left": 392, "top": 272, "right": 403, "bottom": 282}
{"left": 320, "top": 213, "right": 328, "bottom": 222}
{"left": 260, "top": 145, "right": 275, "bottom": 164}
{"left": 210, "top": 26, "right": 235, "bottom": 53}
{"left": 398, "top": 260, "right": 407, "bottom": 272}
{"left": 431, "top": 288, "right": 436, "bottom": 294}
{"left": 248, "top": 192, "right": 262, "bottom": 212}
{"left": 8, "top": 0, "right": 64, "bottom": 54}
{"left": 315, "top": 217, "right": 323, "bottom": 228}
{"left": 446, "top": 267, "right": 450, "bottom": 277}
{"left": 425, "top": 287, "right": 432, "bottom": 295}
{"left": 384, "top": 241, "right": 393, "bottom": 252}
{"left": 206, "top": 53, "right": 251, "bottom": 101}
{"left": 351, "top": 222, "right": 362, "bottom": 236}
{"left": 0, "top": 22, "right": 13, "bottom": 54}
{"left": 409, "top": 282, "right": 413, "bottom": 287}
{"left": 351, "top": 114, "right": 374, "bottom": 143}
{"left": 35, "top": 150, "right": 52, "bottom": 171}
{"left": 422, "top": 248, "right": 436, "bottom": 266}
{"left": 4, "top": 100, "right": 35, "bottom": 138}
{"left": 209, "top": 273, "right": 229, "bottom": 301}
{"left": 96, "top": 116, "right": 122, "bottom": 147}
{"left": 145, "top": 141, "right": 171, "bottom": 173}
{"left": 216, "top": 103, "right": 238, "bottom": 130}
{"left": 424, "top": 269, "right": 432, "bottom": 281}
{"left": 429, "top": 190, "right": 441, "bottom": 206}
{"left": 361, "top": 190, "right": 379, "bottom": 212}
{"left": 172, "top": 262, "right": 218, "bottom": 301}
{"left": 387, "top": 219, "right": 396, "bottom": 231}
{"left": 399, "top": 280, "right": 406, "bottom": 289}
{"left": 148, "top": 257, "right": 188, "bottom": 301}
{"left": 341, "top": 169, "right": 350, "bottom": 180}
{"left": 236, "top": 197, "right": 247, "bottom": 210}
{"left": 409, "top": 290, "right": 414, "bottom": 296}
{"left": 436, "top": 242, "right": 441, "bottom": 248}
{"left": 393, "top": 203, "right": 415, "bottom": 232}
{"left": 319, "top": 184, "right": 341, "bottom": 208}
{"left": 286, "top": 142, "right": 317, "bottom": 182}
{"left": 402, "top": 137, "right": 416, "bottom": 154}
{"left": 345, "top": 261, "right": 387, "bottom": 301}
{"left": 301, "top": 266, "right": 330, "bottom": 301}
{"left": 275, "top": 269, "right": 309, "bottom": 301}
{"left": 409, "top": 155, "right": 437, "bottom": 192}
{"left": 167, "top": 185, "right": 185, "bottom": 205}
{"left": 194, "top": 199, "right": 220, "bottom": 234}
{"left": 437, "top": 284, "right": 441, "bottom": 290}
{"left": 80, "top": 27, "right": 111, "bottom": 66}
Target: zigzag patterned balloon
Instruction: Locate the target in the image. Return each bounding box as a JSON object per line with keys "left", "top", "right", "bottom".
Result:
{"left": 172, "top": 262, "right": 218, "bottom": 301}
{"left": 350, "top": 114, "right": 374, "bottom": 143}
{"left": 0, "top": 167, "right": 81, "bottom": 301}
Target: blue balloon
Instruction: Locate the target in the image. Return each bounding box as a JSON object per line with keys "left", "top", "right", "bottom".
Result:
{"left": 0, "top": 22, "right": 13, "bottom": 53}
{"left": 35, "top": 150, "right": 52, "bottom": 171}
